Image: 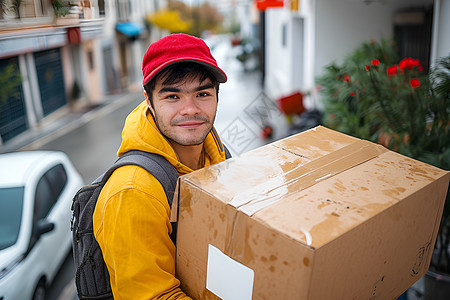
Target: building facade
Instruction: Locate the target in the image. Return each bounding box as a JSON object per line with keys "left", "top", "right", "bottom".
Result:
{"left": 0, "top": 0, "right": 167, "bottom": 147}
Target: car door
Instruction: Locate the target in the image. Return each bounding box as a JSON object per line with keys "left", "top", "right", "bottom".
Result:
{"left": 32, "top": 163, "right": 70, "bottom": 277}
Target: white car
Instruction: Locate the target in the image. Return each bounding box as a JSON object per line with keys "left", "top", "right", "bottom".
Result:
{"left": 0, "top": 151, "right": 84, "bottom": 300}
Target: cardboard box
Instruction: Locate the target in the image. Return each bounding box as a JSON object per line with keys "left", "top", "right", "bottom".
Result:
{"left": 171, "top": 126, "right": 450, "bottom": 299}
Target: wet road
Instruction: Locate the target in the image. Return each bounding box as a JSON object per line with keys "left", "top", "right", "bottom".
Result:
{"left": 35, "top": 92, "right": 144, "bottom": 184}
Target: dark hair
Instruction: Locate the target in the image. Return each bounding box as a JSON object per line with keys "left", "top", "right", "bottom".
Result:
{"left": 143, "top": 62, "right": 220, "bottom": 107}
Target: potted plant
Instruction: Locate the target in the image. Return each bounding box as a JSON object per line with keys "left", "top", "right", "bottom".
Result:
{"left": 51, "top": 0, "right": 70, "bottom": 18}
{"left": 7, "top": 0, "right": 22, "bottom": 19}
{"left": 317, "top": 39, "right": 450, "bottom": 298}
{"left": 0, "top": 59, "right": 22, "bottom": 106}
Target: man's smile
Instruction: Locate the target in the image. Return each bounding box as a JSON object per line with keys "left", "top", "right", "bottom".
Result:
{"left": 176, "top": 121, "right": 205, "bottom": 128}
{"left": 171, "top": 115, "right": 210, "bottom": 129}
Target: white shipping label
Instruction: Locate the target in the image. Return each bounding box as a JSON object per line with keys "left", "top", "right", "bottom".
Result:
{"left": 206, "top": 244, "right": 255, "bottom": 300}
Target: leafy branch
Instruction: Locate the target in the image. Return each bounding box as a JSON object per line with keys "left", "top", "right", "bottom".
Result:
{"left": 51, "top": 0, "right": 71, "bottom": 18}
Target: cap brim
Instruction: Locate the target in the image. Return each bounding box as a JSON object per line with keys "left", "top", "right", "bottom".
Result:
{"left": 143, "top": 58, "right": 227, "bottom": 86}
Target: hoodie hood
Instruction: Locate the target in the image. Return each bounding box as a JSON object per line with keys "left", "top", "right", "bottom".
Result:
{"left": 117, "top": 101, "right": 226, "bottom": 174}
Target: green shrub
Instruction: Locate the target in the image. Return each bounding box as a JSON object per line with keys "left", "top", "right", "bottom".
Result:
{"left": 317, "top": 39, "right": 450, "bottom": 272}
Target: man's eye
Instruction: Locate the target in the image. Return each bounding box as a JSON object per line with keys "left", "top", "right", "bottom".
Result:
{"left": 166, "top": 94, "right": 179, "bottom": 99}
{"left": 197, "top": 92, "right": 210, "bottom": 97}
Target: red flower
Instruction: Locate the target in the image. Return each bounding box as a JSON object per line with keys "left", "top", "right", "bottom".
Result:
{"left": 365, "top": 65, "right": 371, "bottom": 71}
{"left": 371, "top": 59, "right": 380, "bottom": 66}
{"left": 350, "top": 92, "right": 355, "bottom": 96}
{"left": 262, "top": 125, "right": 273, "bottom": 139}
{"left": 409, "top": 78, "right": 420, "bottom": 88}
{"left": 399, "top": 58, "right": 421, "bottom": 69}
{"left": 342, "top": 74, "right": 350, "bottom": 82}
{"left": 387, "top": 65, "right": 398, "bottom": 76}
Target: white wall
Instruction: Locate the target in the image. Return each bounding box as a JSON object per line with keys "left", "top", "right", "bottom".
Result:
{"left": 431, "top": 0, "right": 450, "bottom": 61}
{"left": 264, "top": 2, "right": 315, "bottom": 104}
{"left": 314, "top": 0, "right": 433, "bottom": 77}
{"left": 266, "top": 9, "right": 297, "bottom": 97}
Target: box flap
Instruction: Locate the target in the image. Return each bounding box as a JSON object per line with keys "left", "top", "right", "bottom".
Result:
{"left": 256, "top": 150, "right": 449, "bottom": 248}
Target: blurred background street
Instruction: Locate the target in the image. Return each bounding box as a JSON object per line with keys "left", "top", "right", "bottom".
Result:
{"left": 1, "top": 0, "right": 449, "bottom": 299}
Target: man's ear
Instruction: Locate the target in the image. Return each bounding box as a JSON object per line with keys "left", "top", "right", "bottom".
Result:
{"left": 144, "top": 90, "right": 150, "bottom": 106}
{"left": 144, "top": 90, "right": 155, "bottom": 114}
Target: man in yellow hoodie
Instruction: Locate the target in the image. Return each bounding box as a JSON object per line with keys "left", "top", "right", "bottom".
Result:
{"left": 93, "top": 33, "right": 228, "bottom": 299}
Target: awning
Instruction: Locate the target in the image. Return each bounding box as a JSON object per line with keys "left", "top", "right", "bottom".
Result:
{"left": 255, "top": 0, "right": 284, "bottom": 11}
{"left": 115, "top": 22, "right": 145, "bottom": 37}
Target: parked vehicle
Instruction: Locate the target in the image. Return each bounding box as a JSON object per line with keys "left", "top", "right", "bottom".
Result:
{"left": 0, "top": 151, "right": 84, "bottom": 300}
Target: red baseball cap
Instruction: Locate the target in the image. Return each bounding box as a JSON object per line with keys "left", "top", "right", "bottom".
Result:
{"left": 142, "top": 33, "right": 227, "bottom": 86}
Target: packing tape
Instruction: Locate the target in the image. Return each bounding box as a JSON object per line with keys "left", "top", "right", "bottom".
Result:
{"left": 229, "top": 140, "right": 388, "bottom": 216}
{"left": 224, "top": 207, "right": 249, "bottom": 261}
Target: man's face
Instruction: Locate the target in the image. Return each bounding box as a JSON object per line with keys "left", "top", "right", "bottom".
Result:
{"left": 147, "top": 75, "right": 218, "bottom": 147}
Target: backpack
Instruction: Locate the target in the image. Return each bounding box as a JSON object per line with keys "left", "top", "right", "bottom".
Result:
{"left": 70, "top": 150, "right": 179, "bottom": 299}
{"left": 71, "top": 146, "right": 231, "bottom": 299}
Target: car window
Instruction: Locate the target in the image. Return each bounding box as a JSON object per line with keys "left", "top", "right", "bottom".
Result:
{"left": 0, "top": 187, "right": 25, "bottom": 250}
{"left": 45, "top": 163, "right": 67, "bottom": 200}
{"left": 35, "top": 175, "right": 53, "bottom": 220}
{"left": 34, "top": 164, "right": 68, "bottom": 220}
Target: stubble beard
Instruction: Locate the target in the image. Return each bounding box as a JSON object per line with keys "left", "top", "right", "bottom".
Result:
{"left": 154, "top": 113, "right": 215, "bottom": 146}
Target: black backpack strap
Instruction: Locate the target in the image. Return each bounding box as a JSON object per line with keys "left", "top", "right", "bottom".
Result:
{"left": 95, "top": 144, "right": 229, "bottom": 205}
{"left": 224, "top": 144, "right": 232, "bottom": 159}
{"left": 98, "top": 150, "right": 179, "bottom": 206}
{"left": 211, "top": 127, "right": 232, "bottom": 159}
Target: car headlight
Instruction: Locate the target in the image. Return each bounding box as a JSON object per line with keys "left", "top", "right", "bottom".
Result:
{"left": 0, "top": 254, "right": 25, "bottom": 281}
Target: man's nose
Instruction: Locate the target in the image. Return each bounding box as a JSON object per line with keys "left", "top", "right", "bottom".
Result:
{"left": 180, "top": 95, "right": 201, "bottom": 115}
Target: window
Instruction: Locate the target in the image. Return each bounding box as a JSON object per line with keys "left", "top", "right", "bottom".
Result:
{"left": 0, "top": 187, "right": 25, "bottom": 250}
{"left": 45, "top": 163, "right": 68, "bottom": 200}
{"left": 35, "top": 175, "right": 53, "bottom": 220}
{"left": 99, "top": 0, "right": 105, "bottom": 16}
{"left": 282, "top": 23, "right": 287, "bottom": 47}
{"left": 116, "top": 0, "right": 131, "bottom": 21}
{"left": 34, "top": 164, "right": 68, "bottom": 220}
{"left": 88, "top": 50, "right": 94, "bottom": 70}
{"left": 28, "top": 163, "right": 67, "bottom": 251}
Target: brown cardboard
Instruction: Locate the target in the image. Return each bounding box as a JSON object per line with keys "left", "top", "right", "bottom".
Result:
{"left": 174, "top": 126, "right": 450, "bottom": 299}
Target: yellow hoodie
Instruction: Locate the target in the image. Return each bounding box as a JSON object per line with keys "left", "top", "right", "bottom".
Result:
{"left": 93, "top": 100, "right": 227, "bottom": 299}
